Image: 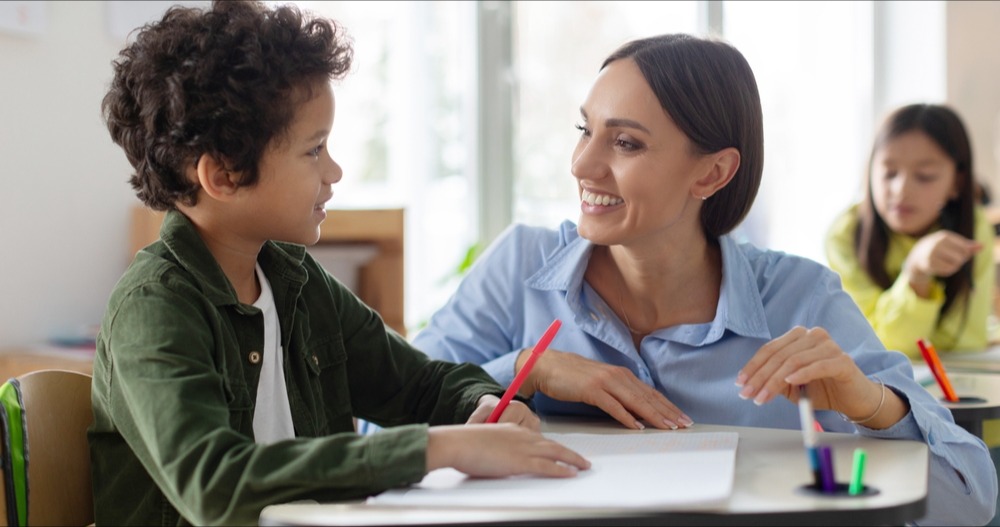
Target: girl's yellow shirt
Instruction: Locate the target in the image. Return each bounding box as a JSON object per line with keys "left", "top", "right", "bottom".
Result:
{"left": 825, "top": 204, "right": 995, "bottom": 358}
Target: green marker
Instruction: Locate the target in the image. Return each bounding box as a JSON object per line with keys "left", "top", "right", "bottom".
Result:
{"left": 849, "top": 448, "right": 867, "bottom": 495}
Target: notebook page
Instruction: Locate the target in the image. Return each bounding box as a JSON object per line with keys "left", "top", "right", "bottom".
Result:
{"left": 369, "top": 431, "right": 738, "bottom": 509}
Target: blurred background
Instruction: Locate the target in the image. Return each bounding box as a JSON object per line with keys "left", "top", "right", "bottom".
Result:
{"left": 1, "top": 0, "right": 999, "bottom": 347}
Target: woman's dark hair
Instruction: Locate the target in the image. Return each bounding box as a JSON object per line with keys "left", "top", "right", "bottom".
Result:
{"left": 601, "top": 34, "right": 764, "bottom": 237}
{"left": 102, "top": 0, "right": 353, "bottom": 210}
{"left": 855, "top": 103, "right": 976, "bottom": 320}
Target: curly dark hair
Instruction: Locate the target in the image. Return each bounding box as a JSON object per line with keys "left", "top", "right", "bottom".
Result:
{"left": 102, "top": 0, "right": 354, "bottom": 210}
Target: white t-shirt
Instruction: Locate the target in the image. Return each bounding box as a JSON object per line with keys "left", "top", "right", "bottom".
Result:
{"left": 251, "top": 264, "right": 295, "bottom": 444}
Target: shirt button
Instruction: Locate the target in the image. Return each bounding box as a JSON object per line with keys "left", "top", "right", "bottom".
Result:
{"left": 248, "top": 351, "right": 262, "bottom": 364}
{"left": 590, "top": 312, "right": 598, "bottom": 321}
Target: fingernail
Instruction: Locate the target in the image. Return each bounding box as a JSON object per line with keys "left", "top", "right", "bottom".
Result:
{"left": 679, "top": 415, "right": 694, "bottom": 426}
{"left": 635, "top": 420, "right": 645, "bottom": 430}
{"left": 753, "top": 389, "right": 770, "bottom": 406}
{"left": 738, "top": 385, "right": 753, "bottom": 400}
{"left": 735, "top": 372, "right": 747, "bottom": 387}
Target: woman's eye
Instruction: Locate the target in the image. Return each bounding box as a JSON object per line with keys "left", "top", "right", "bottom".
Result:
{"left": 574, "top": 123, "right": 591, "bottom": 137}
{"left": 615, "top": 136, "right": 641, "bottom": 152}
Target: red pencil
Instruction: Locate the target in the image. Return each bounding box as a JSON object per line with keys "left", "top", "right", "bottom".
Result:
{"left": 486, "top": 319, "right": 562, "bottom": 423}
{"left": 917, "top": 338, "right": 959, "bottom": 402}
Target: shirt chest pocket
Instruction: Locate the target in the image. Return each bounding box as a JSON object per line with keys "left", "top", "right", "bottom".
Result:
{"left": 301, "top": 337, "right": 353, "bottom": 434}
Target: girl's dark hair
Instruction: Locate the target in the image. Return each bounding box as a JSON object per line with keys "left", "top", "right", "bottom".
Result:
{"left": 601, "top": 34, "right": 764, "bottom": 237}
{"left": 855, "top": 103, "right": 976, "bottom": 320}
{"left": 102, "top": 0, "right": 353, "bottom": 210}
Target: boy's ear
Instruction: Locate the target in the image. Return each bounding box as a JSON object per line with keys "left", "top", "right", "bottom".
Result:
{"left": 194, "top": 153, "right": 241, "bottom": 201}
{"left": 691, "top": 147, "right": 740, "bottom": 201}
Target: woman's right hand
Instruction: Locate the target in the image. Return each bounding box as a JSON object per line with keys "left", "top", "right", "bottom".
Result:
{"left": 426, "top": 424, "right": 590, "bottom": 478}
{"left": 518, "top": 348, "right": 692, "bottom": 430}
{"left": 904, "top": 230, "right": 981, "bottom": 296}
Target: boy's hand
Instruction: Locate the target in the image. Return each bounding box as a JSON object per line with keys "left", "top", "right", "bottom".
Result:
{"left": 427, "top": 423, "right": 591, "bottom": 478}
{"left": 468, "top": 395, "right": 540, "bottom": 431}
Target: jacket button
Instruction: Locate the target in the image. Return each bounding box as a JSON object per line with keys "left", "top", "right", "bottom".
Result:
{"left": 248, "top": 351, "right": 262, "bottom": 364}
{"left": 312, "top": 355, "right": 319, "bottom": 367}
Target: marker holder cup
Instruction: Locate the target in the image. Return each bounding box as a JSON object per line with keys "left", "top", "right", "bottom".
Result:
{"left": 942, "top": 396, "right": 987, "bottom": 404}
{"left": 797, "top": 482, "right": 880, "bottom": 497}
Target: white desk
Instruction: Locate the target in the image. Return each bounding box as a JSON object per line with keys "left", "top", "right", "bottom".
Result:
{"left": 938, "top": 345, "right": 1000, "bottom": 374}
{"left": 259, "top": 418, "right": 928, "bottom": 526}
{"left": 921, "top": 371, "right": 1000, "bottom": 439}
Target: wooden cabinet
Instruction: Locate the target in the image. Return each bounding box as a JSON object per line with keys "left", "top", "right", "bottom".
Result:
{"left": 0, "top": 347, "right": 93, "bottom": 381}
{"left": 130, "top": 206, "right": 407, "bottom": 336}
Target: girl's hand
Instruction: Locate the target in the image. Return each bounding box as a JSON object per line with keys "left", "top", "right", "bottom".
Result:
{"left": 427, "top": 423, "right": 591, "bottom": 478}
{"left": 519, "top": 348, "right": 693, "bottom": 430}
{"left": 736, "top": 326, "right": 908, "bottom": 429}
{"left": 905, "top": 231, "right": 982, "bottom": 295}
{"left": 467, "top": 395, "right": 540, "bottom": 431}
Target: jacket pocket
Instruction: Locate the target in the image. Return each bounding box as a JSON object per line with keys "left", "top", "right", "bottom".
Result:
{"left": 225, "top": 383, "right": 254, "bottom": 434}
{"left": 302, "top": 337, "right": 352, "bottom": 433}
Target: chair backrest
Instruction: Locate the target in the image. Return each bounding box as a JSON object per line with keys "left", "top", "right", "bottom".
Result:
{"left": 0, "top": 370, "right": 94, "bottom": 526}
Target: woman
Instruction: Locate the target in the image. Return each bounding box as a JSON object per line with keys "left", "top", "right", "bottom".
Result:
{"left": 826, "top": 103, "right": 994, "bottom": 357}
{"left": 413, "top": 34, "right": 996, "bottom": 525}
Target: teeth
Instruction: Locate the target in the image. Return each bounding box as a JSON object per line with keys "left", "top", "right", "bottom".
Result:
{"left": 582, "top": 189, "right": 623, "bottom": 206}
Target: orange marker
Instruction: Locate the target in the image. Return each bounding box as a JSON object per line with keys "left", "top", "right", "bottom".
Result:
{"left": 917, "top": 338, "right": 958, "bottom": 402}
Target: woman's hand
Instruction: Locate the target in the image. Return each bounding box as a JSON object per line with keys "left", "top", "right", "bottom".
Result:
{"left": 467, "top": 394, "right": 540, "bottom": 431}
{"left": 904, "top": 231, "right": 981, "bottom": 297}
{"left": 426, "top": 423, "right": 591, "bottom": 478}
{"left": 736, "top": 326, "right": 908, "bottom": 430}
{"left": 518, "top": 348, "right": 692, "bottom": 430}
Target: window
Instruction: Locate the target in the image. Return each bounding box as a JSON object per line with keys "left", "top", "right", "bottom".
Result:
{"left": 723, "top": 1, "right": 874, "bottom": 263}
{"left": 292, "top": 1, "right": 478, "bottom": 329}
{"left": 288, "top": 0, "right": 948, "bottom": 331}
{"left": 511, "top": 1, "right": 702, "bottom": 228}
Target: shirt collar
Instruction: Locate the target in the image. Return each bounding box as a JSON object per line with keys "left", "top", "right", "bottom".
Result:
{"left": 524, "top": 222, "right": 771, "bottom": 343}
{"left": 158, "top": 209, "right": 308, "bottom": 307}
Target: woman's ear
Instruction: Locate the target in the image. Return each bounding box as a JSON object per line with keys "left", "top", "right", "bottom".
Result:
{"left": 691, "top": 147, "right": 740, "bottom": 200}
{"left": 194, "top": 153, "right": 241, "bottom": 202}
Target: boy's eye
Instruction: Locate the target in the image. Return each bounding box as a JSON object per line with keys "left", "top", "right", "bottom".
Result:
{"left": 308, "top": 143, "right": 325, "bottom": 157}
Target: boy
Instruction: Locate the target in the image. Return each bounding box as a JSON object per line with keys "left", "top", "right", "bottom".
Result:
{"left": 90, "top": 2, "right": 588, "bottom": 525}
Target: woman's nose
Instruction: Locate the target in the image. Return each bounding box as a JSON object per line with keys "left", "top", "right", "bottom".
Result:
{"left": 571, "top": 140, "right": 607, "bottom": 182}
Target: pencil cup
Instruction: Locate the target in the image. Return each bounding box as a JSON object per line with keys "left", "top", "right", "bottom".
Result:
{"left": 797, "top": 482, "right": 879, "bottom": 498}
{"left": 941, "top": 396, "right": 986, "bottom": 404}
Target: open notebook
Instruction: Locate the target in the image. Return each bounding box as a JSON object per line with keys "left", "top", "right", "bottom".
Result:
{"left": 369, "top": 431, "right": 739, "bottom": 509}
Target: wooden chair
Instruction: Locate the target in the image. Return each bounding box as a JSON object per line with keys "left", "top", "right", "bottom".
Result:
{"left": 0, "top": 370, "right": 94, "bottom": 526}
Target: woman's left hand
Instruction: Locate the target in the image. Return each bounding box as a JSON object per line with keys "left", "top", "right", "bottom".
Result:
{"left": 735, "top": 326, "right": 906, "bottom": 428}
{"left": 466, "top": 394, "right": 541, "bottom": 431}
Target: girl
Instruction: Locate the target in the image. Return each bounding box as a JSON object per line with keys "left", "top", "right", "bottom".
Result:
{"left": 826, "top": 104, "right": 994, "bottom": 357}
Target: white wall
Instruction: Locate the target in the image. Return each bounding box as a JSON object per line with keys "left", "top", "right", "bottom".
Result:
{"left": 0, "top": 1, "right": 135, "bottom": 346}
{"left": 947, "top": 1, "right": 1000, "bottom": 200}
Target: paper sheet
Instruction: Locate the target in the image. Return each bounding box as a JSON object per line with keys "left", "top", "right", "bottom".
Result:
{"left": 369, "top": 431, "right": 738, "bottom": 509}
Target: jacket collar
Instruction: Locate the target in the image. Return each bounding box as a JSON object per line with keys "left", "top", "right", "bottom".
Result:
{"left": 158, "top": 210, "right": 308, "bottom": 308}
